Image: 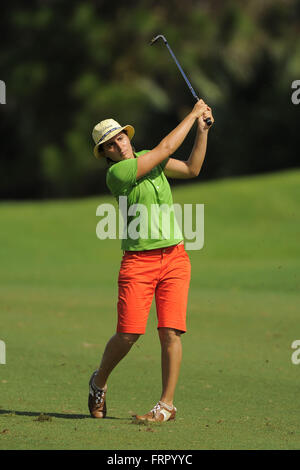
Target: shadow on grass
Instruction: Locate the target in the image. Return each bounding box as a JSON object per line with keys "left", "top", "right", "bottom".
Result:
{"left": 0, "top": 410, "right": 127, "bottom": 421}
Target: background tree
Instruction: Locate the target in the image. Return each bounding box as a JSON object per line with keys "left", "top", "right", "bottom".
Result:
{"left": 0, "top": 0, "right": 299, "bottom": 199}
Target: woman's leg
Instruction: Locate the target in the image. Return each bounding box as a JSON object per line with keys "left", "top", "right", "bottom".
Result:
{"left": 158, "top": 327, "right": 182, "bottom": 406}
{"left": 133, "top": 327, "right": 181, "bottom": 422}
{"left": 93, "top": 332, "right": 140, "bottom": 389}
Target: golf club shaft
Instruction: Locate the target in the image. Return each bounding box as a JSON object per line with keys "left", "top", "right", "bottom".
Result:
{"left": 150, "top": 35, "right": 212, "bottom": 126}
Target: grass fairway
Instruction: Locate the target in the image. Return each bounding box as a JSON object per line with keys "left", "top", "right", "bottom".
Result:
{"left": 0, "top": 169, "right": 300, "bottom": 450}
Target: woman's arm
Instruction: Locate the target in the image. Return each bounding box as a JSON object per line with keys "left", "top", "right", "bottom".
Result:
{"left": 136, "top": 100, "right": 208, "bottom": 180}
{"left": 163, "top": 104, "right": 214, "bottom": 179}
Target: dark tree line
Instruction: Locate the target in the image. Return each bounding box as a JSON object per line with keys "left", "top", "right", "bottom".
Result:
{"left": 0, "top": 0, "right": 299, "bottom": 199}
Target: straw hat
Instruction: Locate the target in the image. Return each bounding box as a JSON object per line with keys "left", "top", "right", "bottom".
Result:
{"left": 92, "top": 119, "right": 135, "bottom": 159}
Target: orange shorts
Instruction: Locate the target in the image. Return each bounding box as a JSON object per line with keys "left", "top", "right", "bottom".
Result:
{"left": 117, "top": 243, "right": 191, "bottom": 334}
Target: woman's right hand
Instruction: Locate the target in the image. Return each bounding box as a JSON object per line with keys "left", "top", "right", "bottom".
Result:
{"left": 191, "top": 99, "right": 210, "bottom": 120}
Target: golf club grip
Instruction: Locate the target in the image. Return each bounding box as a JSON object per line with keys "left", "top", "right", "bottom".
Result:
{"left": 194, "top": 98, "right": 212, "bottom": 127}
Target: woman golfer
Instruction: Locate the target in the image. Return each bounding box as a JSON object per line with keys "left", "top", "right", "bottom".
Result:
{"left": 89, "top": 100, "right": 214, "bottom": 422}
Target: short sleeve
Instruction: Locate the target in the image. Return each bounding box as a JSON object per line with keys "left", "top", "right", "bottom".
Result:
{"left": 106, "top": 158, "right": 138, "bottom": 197}
{"left": 160, "top": 157, "right": 169, "bottom": 170}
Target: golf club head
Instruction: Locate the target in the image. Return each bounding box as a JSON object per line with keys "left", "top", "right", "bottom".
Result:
{"left": 150, "top": 34, "right": 167, "bottom": 45}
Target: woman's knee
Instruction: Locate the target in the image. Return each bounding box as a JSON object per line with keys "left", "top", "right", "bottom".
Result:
{"left": 158, "top": 327, "right": 182, "bottom": 344}
{"left": 116, "top": 332, "right": 140, "bottom": 346}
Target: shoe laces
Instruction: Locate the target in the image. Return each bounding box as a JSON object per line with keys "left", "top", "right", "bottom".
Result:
{"left": 151, "top": 402, "right": 162, "bottom": 413}
{"left": 151, "top": 401, "right": 174, "bottom": 416}
{"left": 150, "top": 403, "right": 162, "bottom": 417}
{"left": 94, "top": 388, "right": 105, "bottom": 405}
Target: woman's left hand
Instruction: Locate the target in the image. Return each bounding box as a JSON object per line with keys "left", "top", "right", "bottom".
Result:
{"left": 198, "top": 105, "right": 214, "bottom": 132}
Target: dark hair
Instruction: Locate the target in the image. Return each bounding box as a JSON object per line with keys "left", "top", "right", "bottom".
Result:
{"left": 106, "top": 157, "right": 115, "bottom": 166}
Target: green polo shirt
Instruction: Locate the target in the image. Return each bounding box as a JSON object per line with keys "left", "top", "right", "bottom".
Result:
{"left": 106, "top": 150, "right": 184, "bottom": 251}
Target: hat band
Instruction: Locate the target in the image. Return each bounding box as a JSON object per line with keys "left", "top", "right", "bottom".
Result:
{"left": 97, "top": 126, "right": 122, "bottom": 145}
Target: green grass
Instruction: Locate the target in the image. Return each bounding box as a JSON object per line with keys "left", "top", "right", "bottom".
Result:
{"left": 0, "top": 169, "right": 300, "bottom": 450}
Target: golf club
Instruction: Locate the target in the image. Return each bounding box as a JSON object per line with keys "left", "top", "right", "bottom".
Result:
{"left": 150, "top": 34, "right": 212, "bottom": 127}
